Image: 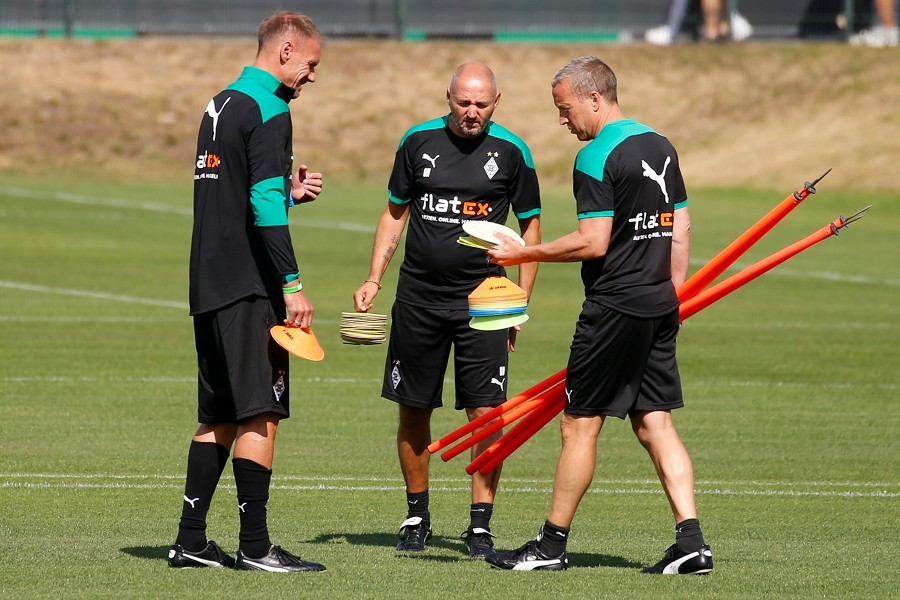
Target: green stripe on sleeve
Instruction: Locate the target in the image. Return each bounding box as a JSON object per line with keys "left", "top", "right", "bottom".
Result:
{"left": 389, "top": 191, "right": 411, "bottom": 205}
{"left": 251, "top": 176, "right": 288, "bottom": 226}
{"left": 514, "top": 207, "right": 541, "bottom": 220}
{"left": 674, "top": 200, "right": 688, "bottom": 209}
{"left": 577, "top": 210, "right": 614, "bottom": 219}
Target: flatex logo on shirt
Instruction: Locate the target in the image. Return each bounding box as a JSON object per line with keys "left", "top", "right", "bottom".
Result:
{"left": 628, "top": 210, "right": 674, "bottom": 242}
{"left": 196, "top": 151, "right": 221, "bottom": 169}
{"left": 418, "top": 194, "right": 493, "bottom": 224}
{"left": 194, "top": 150, "right": 221, "bottom": 181}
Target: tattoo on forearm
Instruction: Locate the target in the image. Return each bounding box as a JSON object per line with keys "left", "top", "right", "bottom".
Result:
{"left": 383, "top": 235, "right": 400, "bottom": 261}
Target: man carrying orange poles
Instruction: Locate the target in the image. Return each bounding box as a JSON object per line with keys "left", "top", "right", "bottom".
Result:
{"left": 477, "top": 55, "right": 704, "bottom": 574}
{"left": 430, "top": 174, "right": 868, "bottom": 478}
{"left": 431, "top": 54, "right": 869, "bottom": 575}
{"left": 433, "top": 200, "right": 869, "bottom": 476}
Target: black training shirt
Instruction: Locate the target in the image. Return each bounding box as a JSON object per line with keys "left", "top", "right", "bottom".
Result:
{"left": 388, "top": 116, "right": 541, "bottom": 309}
{"left": 189, "top": 66, "right": 300, "bottom": 315}
{"left": 573, "top": 119, "right": 688, "bottom": 317}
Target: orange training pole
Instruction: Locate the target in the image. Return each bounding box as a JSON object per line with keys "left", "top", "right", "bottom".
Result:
{"left": 464, "top": 206, "right": 870, "bottom": 473}
{"left": 439, "top": 380, "right": 566, "bottom": 462}
{"left": 464, "top": 385, "right": 567, "bottom": 475}
{"left": 458, "top": 175, "right": 830, "bottom": 451}
{"left": 678, "top": 170, "right": 831, "bottom": 302}
{"left": 427, "top": 368, "right": 566, "bottom": 454}
{"left": 444, "top": 253, "right": 714, "bottom": 465}
{"left": 679, "top": 210, "right": 867, "bottom": 321}
{"left": 470, "top": 393, "right": 567, "bottom": 476}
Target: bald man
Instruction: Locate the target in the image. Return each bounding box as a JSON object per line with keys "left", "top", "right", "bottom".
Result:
{"left": 353, "top": 63, "right": 542, "bottom": 556}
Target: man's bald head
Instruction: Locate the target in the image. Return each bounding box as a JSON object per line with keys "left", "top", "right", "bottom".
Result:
{"left": 449, "top": 62, "right": 498, "bottom": 98}
{"left": 446, "top": 62, "right": 500, "bottom": 138}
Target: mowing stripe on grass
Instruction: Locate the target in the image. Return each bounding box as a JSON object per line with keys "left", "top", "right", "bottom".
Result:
{"left": 0, "top": 375, "right": 381, "bottom": 384}
{"left": 691, "top": 380, "right": 898, "bottom": 392}
{"left": 690, "top": 320, "right": 898, "bottom": 330}
{"left": 2, "top": 315, "right": 892, "bottom": 330}
{"left": 4, "top": 186, "right": 895, "bottom": 287}
{"left": 1, "top": 375, "right": 894, "bottom": 392}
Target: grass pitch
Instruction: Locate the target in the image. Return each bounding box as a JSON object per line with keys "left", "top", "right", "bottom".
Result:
{"left": 0, "top": 176, "right": 897, "bottom": 598}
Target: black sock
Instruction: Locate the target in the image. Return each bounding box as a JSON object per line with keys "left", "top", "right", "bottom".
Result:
{"left": 406, "top": 490, "right": 430, "bottom": 520}
{"left": 537, "top": 520, "right": 570, "bottom": 558}
{"left": 233, "top": 458, "right": 273, "bottom": 558}
{"left": 469, "top": 502, "right": 493, "bottom": 530}
{"left": 675, "top": 518, "right": 705, "bottom": 553}
{"left": 175, "top": 441, "right": 230, "bottom": 552}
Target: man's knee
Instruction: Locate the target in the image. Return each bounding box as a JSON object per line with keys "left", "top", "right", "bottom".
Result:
{"left": 236, "top": 412, "right": 280, "bottom": 439}
{"left": 560, "top": 413, "right": 604, "bottom": 444}
{"left": 631, "top": 410, "right": 676, "bottom": 442}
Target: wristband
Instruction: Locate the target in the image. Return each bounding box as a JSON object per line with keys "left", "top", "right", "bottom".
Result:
{"left": 282, "top": 283, "right": 302, "bottom": 294}
{"left": 365, "top": 279, "right": 382, "bottom": 290}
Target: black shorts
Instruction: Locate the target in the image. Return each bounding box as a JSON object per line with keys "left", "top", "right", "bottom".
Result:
{"left": 564, "top": 299, "right": 683, "bottom": 419}
{"left": 382, "top": 301, "right": 509, "bottom": 410}
{"left": 193, "top": 296, "right": 290, "bottom": 424}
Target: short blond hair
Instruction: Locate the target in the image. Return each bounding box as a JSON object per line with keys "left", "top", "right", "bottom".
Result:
{"left": 257, "top": 11, "right": 321, "bottom": 53}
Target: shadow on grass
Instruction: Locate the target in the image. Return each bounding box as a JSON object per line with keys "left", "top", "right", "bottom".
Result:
{"left": 306, "top": 532, "right": 642, "bottom": 569}
{"left": 121, "top": 545, "right": 171, "bottom": 561}
{"left": 568, "top": 553, "right": 643, "bottom": 569}
{"left": 122, "top": 540, "right": 642, "bottom": 570}
{"left": 309, "top": 531, "right": 468, "bottom": 553}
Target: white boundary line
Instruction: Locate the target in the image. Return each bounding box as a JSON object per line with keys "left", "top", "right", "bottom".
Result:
{"left": 1, "top": 473, "right": 896, "bottom": 498}
{"left": 1, "top": 186, "right": 375, "bottom": 234}
{"left": 2, "top": 473, "right": 895, "bottom": 488}
{"left": 684, "top": 259, "right": 900, "bottom": 288}
{"left": 1, "top": 186, "right": 193, "bottom": 216}
{"left": 0, "top": 315, "right": 185, "bottom": 323}
{"left": 0, "top": 280, "right": 189, "bottom": 310}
